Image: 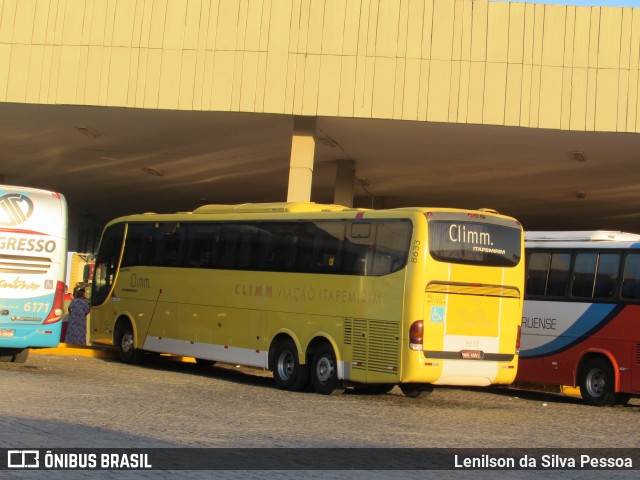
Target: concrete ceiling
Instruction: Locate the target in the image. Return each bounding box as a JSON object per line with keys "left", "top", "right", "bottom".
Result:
{"left": 1, "top": 102, "right": 640, "bottom": 246}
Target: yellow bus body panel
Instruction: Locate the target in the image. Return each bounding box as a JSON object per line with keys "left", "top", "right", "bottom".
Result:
{"left": 90, "top": 204, "right": 523, "bottom": 388}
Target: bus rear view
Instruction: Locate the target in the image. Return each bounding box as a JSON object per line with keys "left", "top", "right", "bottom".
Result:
{"left": 0, "top": 185, "right": 68, "bottom": 362}
{"left": 399, "top": 210, "right": 523, "bottom": 396}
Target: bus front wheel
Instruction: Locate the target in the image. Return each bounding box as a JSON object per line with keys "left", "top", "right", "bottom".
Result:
{"left": 579, "top": 357, "right": 624, "bottom": 407}
{"left": 272, "top": 339, "right": 308, "bottom": 391}
{"left": 400, "top": 383, "right": 434, "bottom": 399}
{"left": 310, "top": 343, "right": 344, "bottom": 395}
{"left": 115, "top": 322, "right": 144, "bottom": 364}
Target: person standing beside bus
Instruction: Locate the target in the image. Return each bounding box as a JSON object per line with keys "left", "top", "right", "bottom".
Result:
{"left": 65, "top": 288, "right": 90, "bottom": 345}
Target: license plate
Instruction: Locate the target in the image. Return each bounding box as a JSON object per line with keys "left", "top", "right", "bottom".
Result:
{"left": 0, "top": 329, "right": 14, "bottom": 338}
{"left": 461, "top": 350, "right": 483, "bottom": 360}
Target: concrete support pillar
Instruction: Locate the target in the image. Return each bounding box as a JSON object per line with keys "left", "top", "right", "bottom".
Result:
{"left": 286, "top": 116, "right": 317, "bottom": 202}
{"left": 333, "top": 160, "right": 355, "bottom": 207}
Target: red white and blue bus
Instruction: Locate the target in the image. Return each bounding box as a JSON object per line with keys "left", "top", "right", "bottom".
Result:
{"left": 517, "top": 231, "right": 640, "bottom": 406}
{"left": 0, "top": 185, "right": 68, "bottom": 362}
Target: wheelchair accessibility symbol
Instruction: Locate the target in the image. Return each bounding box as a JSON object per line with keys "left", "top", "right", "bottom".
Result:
{"left": 430, "top": 306, "right": 445, "bottom": 323}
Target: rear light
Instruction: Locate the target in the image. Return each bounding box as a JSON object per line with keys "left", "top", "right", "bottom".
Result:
{"left": 515, "top": 325, "right": 521, "bottom": 351}
{"left": 409, "top": 320, "right": 424, "bottom": 351}
{"left": 43, "top": 281, "right": 65, "bottom": 324}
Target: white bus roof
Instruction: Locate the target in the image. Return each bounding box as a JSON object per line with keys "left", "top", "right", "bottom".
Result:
{"left": 525, "top": 231, "right": 640, "bottom": 242}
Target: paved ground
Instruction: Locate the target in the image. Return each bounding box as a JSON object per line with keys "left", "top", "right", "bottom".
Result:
{"left": 0, "top": 351, "right": 638, "bottom": 479}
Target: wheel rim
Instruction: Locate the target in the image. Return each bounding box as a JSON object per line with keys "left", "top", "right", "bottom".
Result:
{"left": 277, "top": 350, "right": 294, "bottom": 381}
{"left": 121, "top": 331, "right": 134, "bottom": 354}
{"left": 585, "top": 368, "right": 606, "bottom": 398}
{"left": 315, "top": 355, "right": 335, "bottom": 384}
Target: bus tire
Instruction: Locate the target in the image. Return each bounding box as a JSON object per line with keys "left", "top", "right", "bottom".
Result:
{"left": 115, "top": 322, "right": 144, "bottom": 364}
{"left": 579, "top": 357, "right": 619, "bottom": 407}
{"left": 195, "top": 358, "right": 216, "bottom": 369}
{"left": 273, "top": 339, "right": 308, "bottom": 391}
{"left": 613, "top": 394, "right": 631, "bottom": 407}
{"left": 0, "top": 353, "right": 12, "bottom": 362}
{"left": 353, "top": 384, "right": 395, "bottom": 395}
{"left": 12, "top": 348, "right": 29, "bottom": 363}
{"left": 310, "top": 343, "right": 344, "bottom": 395}
{"left": 400, "top": 383, "right": 434, "bottom": 399}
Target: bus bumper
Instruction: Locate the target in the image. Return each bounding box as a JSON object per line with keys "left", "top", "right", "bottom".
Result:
{"left": 0, "top": 324, "right": 61, "bottom": 349}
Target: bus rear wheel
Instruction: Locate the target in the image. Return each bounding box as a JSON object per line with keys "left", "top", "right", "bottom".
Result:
{"left": 400, "top": 383, "right": 434, "bottom": 399}
{"left": 195, "top": 358, "right": 216, "bottom": 369}
{"left": 115, "top": 322, "right": 144, "bottom": 364}
{"left": 353, "top": 384, "right": 395, "bottom": 395}
{"left": 310, "top": 343, "right": 344, "bottom": 395}
{"left": 272, "top": 339, "right": 308, "bottom": 391}
{"left": 12, "top": 348, "right": 29, "bottom": 363}
{"left": 579, "top": 357, "right": 623, "bottom": 407}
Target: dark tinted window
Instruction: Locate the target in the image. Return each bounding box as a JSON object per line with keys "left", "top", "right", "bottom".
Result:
{"left": 622, "top": 254, "right": 640, "bottom": 300}
{"left": 153, "top": 222, "right": 182, "bottom": 267}
{"left": 114, "top": 219, "right": 411, "bottom": 276}
{"left": 593, "top": 254, "right": 620, "bottom": 299}
{"left": 525, "top": 249, "right": 629, "bottom": 301}
{"left": 91, "top": 223, "right": 125, "bottom": 306}
{"left": 572, "top": 253, "right": 597, "bottom": 298}
{"left": 121, "top": 223, "right": 155, "bottom": 268}
{"left": 547, "top": 253, "right": 571, "bottom": 296}
{"left": 429, "top": 221, "right": 521, "bottom": 267}
{"left": 298, "top": 222, "right": 345, "bottom": 274}
{"left": 526, "top": 252, "right": 549, "bottom": 295}
{"left": 526, "top": 252, "right": 571, "bottom": 297}
{"left": 259, "top": 223, "right": 300, "bottom": 271}
{"left": 183, "top": 223, "right": 222, "bottom": 268}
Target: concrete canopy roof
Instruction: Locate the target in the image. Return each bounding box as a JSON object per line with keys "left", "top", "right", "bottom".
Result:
{"left": 1, "top": 102, "right": 639, "bottom": 239}
{"left": 2, "top": 1, "right": 640, "bottom": 247}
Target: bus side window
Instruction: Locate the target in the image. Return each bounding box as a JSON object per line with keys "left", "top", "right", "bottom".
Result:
{"left": 308, "top": 221, "right": 344, "bottom": 273}
{"left": 525, "top": 252, "right": 550, "bottom": 296}
{"left": 593, "top": 253, "right": 620, "bottom": 299}
{"left": 389, "top": 221, "right": 411, "bottom": 273}
{"left": 183, "top": 223, "right": 221, "bottom": 268}
{"left": 621, "top": 253, "right": 640, "bottom": 300}
{"left": 262, "top": 223, "right": 298, "bottom": 271}
{"left": 151, "top": 223, "right": 182, "bottom": 267}
{"left": 372, "top": 221, "right": 411, "bottom": 275}
{"left": 237, "top": 226, "right": 259, "bottom": 270}
{"left": 220, "top": 225, "right": 240, "bottom": 269}
{"left": 253, "top": 227, "right": 271, "bottom": 270}
{"left": 546, "top": 253, "right": 571, "bottom": 297}
{"left": 121, "top": 223, "right": 155, "bottom": 267}
{"left": 345, "top": 222, "right": 373, "bottom": 275}
{"left": 572, "top": 253, "right": 597, "bottom": 298}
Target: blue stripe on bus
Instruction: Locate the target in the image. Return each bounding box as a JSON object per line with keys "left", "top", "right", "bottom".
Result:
{"left": 520, "top": 303, "right": 620, "bottom": 358}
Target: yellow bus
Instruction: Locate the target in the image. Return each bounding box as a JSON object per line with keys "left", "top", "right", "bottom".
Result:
{"left": 89, "top": 202, "right": 524, "bottom": 397}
